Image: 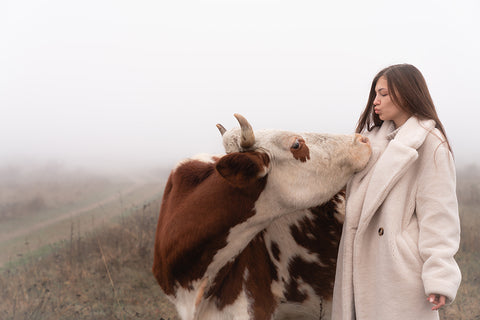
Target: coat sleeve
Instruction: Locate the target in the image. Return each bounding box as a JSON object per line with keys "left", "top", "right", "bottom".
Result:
{"left": 415, "top": 136, "right": 461, "bottom": 304}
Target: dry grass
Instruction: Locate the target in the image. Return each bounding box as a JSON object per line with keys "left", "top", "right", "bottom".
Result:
{"left": 0, "top": 198, "right": 179, "bottom": 320}
{"left": 0, "top": 165, "right": 478, "bottom": 319}
{"left": 439, "top": 166, "right": 480, "bottom": 320}
{"left": 440, "top": 202, "right": 480, "bottom": 320}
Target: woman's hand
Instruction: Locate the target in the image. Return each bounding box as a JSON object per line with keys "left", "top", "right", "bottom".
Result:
{"left": 427, "top": 294, "right": 446, "bottom": 310}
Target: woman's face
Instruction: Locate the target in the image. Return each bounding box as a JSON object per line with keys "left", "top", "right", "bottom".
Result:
{"left": 373, "top": 76, "right": 410, "bottom": 127}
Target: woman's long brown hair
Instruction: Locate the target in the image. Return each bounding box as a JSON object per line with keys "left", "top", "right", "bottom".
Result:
{"left": 356, "top": 64, "right": 452, "bottom": 152}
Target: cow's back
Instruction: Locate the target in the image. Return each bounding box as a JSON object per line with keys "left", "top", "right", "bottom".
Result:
{"left": 154, "top": 161, "right": 344, "bottom": 319}
{"left": 152, "top": 156, "right": 268, "bottom": 309}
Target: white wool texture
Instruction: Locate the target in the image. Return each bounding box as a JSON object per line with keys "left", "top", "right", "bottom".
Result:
{"left": 332, "top": 117, "right": 461, "bottom": 320}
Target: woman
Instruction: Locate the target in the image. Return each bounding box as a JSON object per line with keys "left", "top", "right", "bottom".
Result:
{"left": 332, "top": 64, "right": 461, "bottom": 320}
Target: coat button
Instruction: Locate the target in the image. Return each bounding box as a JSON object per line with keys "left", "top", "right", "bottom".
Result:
{"left": 378, "top": 227, "right": 384, "bottom": 236}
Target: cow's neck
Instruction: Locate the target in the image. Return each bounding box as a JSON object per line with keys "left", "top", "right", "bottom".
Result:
{"left": 200, "top": 187, "right": 289, "bottom": 287}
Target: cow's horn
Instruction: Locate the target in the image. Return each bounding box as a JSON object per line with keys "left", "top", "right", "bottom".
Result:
{"left": 216, "top": 124, "right": 227, "bottom": 136}
{"left": 234, "top": 113, "right": 255, "bottom": 148}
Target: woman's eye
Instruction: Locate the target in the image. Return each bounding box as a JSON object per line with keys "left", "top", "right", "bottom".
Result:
{"left": 292, "top": 139, "right": 301, "bottom": 149}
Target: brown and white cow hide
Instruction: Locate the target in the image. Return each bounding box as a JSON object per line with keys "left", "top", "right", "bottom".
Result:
{"left": 153, "top": 114, "right": 370, "bottom": 320}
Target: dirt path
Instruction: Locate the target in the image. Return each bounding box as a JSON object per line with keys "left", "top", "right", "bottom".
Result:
{"left": 0, "top": 184, "right": 145, "bottom": 243}
{"left": 0, "top": 180, "right": 163, "bottom": 267}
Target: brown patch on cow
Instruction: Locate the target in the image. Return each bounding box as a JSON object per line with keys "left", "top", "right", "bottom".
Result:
{"left": 216, "top": 151, "right": 270, "bottom": 188}
{"left": 270, "top": 241, "right": 280, "bottom": 262}
{"left": 284, "top": 192, "right": 344, "bottom": 300}
{"left": 207, "top": 232, "right": 278, "bottom": 319}
{"left": 290, "top": 138, "right": 310, "bottom": 162}
{"left": 152, "top": 155, "right": 269, "bottom": 296}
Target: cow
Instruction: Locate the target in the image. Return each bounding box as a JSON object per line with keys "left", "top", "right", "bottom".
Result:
{"left": 153, "top": 114, "right": 371, "bottom": 320}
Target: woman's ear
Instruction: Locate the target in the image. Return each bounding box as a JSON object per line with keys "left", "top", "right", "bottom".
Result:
{"left": 215, "top": 151, "right": 270, "bottom": 188}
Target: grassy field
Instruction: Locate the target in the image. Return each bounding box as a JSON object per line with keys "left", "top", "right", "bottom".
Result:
{"left": 0, "top": 164, "right": 478, "bottom": 319}
{"left": 439, "top": 163, "right": 480, "bottom": 319}
{"left": 0, "top": 198, "right": 179, "bottom": 320}
{"left": 0, "top": 164, "right": 177, "bottom": 319}
{"left": 0, "top": 164, "right": 166, "bottom": 267}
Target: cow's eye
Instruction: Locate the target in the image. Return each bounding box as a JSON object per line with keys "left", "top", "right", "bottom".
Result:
{"left": 291, "top": 139, "right": 301, "bottom": 149}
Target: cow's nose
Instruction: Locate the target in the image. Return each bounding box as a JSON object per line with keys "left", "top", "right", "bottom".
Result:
{"left": 355, "top": 134, "right": 370, "bottom": 145}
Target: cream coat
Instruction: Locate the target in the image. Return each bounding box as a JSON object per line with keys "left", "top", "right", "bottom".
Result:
{"left": 332, "top": 116, "right": 461, "bottom": 320}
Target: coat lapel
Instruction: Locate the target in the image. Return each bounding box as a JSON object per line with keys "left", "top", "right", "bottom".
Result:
{"left": 357, "top": 117, "right": 436, "bottom": 231}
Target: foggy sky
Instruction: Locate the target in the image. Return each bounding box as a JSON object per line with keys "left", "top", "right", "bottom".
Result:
{"left": 1, "top": 0, "right": 479, "bottom": 171}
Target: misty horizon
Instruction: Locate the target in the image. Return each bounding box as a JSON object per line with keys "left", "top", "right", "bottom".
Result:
{"left": 1, "top": 0, "right": 479, "bottom": 171}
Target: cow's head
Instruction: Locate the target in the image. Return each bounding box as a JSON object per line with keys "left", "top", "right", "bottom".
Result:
{"left": 215, "top": 114, "right": 371, "bottom": 212}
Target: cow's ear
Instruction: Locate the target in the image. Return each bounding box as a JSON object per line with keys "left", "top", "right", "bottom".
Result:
{"left": 216, "top": 151, "right": 270, "bottom": 187}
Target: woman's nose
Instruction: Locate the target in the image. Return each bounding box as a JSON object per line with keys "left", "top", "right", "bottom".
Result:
{"left": 373, "top": 97, "right": 380, "bottom": 105}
